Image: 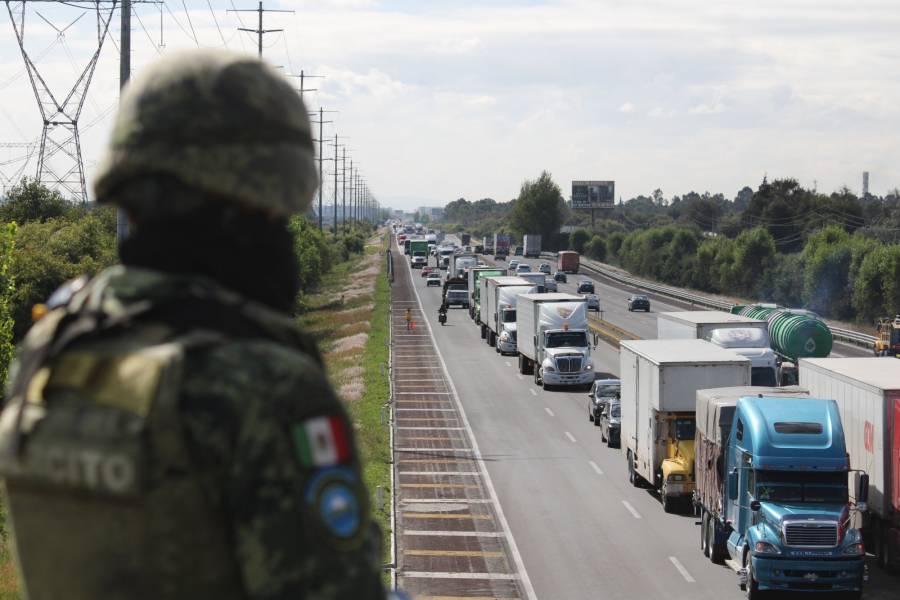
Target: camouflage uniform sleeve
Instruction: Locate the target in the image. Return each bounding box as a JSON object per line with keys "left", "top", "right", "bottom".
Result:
{"left": 181, "top": 340, "right": 387, "bottom": 600}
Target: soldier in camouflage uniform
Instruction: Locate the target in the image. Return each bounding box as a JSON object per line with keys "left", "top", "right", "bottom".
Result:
{"left": 0, "top": 50, "right": 388, "bottom": 600}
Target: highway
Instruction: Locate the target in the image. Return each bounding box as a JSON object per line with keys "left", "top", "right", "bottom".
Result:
{"left": 398, "top": 239, "right": 893, "bottom": 599}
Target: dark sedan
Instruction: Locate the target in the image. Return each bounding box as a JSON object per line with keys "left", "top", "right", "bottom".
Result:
{"left": 627, "top": 294, "right": 650, "bottom": 312}
{"left": 599, "top": 401, "right": 621, "bottom": 447}
{"left": 554, "top": 271, "right": 567, "bottom": 283}
{"left": 577, "top": 280, "right": 595, "bottom": 294}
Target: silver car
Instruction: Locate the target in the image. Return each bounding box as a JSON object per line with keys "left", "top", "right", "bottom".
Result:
{"left": 538, "top": 262, "right": 552, "bottom": 274}
{"left": 584, "top": 293, "right": 600, "bottom": 311}
{"left": 543, "top": 277, "right": 558, "bottom": 292}
{"left": 588, "top": 379, "right": 621, "bottom": 423}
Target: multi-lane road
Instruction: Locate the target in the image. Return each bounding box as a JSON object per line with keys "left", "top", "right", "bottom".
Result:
{"left": 392, "top": 238, "right": 890, "bottom": 599}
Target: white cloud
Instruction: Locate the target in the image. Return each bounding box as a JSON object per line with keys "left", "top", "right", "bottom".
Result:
{"left": 618, "top": 102, "right": 635, "bottom": 113}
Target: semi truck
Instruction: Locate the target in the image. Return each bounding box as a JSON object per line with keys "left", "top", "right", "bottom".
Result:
{"left": 449, "top": 254, "right": 477, "bottom": 280}
{"left": 516, "top": 293, "right": 593, "bottom": 389}
{"left": 478, "top": 276, "right": 532, "bottom": 341}
{"left": 482, "top": 236, "right": 494, "bottom": 256}
{"left": 694, "top": 386, "right": 809, "bottom": 564}
{"left": 468, "top": 267, "right": 505, "bottom": 322}
{"left": 716, "top": 391, "right": 866, "bottom": 597}
{"left": 515, "top": 272, "right": 547, "bottom": 293}
{"left": 657, "top": 311, "right": 778, "bottom": 387}
{"left": 459, "top": 232, "right": 471, "bottom": 246}
{"left": 493, "top": 233, "right": 511, "bottom": 259}
{"left": 799, "top": 357, "right": 900, "bottom": 571}
{"left": 484, "top": 279, "right": 537, "bottom": 352}
{"left": 409, "top": 240, "right": 429, "bottom": 268}
{"left": 620, "top": 339, "right": 750, "bottom": 513}
{"left": 557, "top": 250, "right": 579, "bottom": 274}
{"left": 524, "top": 234, "right": 542, "bottom": 258}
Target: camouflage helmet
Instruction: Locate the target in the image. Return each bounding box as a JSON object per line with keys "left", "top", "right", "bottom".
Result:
{"left": 93, "top": 49, "right": 317, "bottom": 218}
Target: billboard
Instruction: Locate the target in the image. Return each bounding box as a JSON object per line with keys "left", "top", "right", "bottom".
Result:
{"left": 571, "top": 181, "right": 615, "bottom": 209}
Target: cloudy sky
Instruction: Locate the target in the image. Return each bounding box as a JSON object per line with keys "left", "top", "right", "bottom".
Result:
{"left": 0, "top": 0, "right": 898, "bottom": 210}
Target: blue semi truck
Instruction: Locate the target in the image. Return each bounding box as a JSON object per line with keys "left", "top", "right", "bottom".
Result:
{"left": 694, "top": 388, "right": 868, "bottom": 598}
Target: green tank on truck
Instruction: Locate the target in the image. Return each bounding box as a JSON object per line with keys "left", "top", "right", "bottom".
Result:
{"left": 468, "top": 267, "right": 505, "bottom": 322}
{"left": 732, "top": 304, "right": 833, "bottom": 363}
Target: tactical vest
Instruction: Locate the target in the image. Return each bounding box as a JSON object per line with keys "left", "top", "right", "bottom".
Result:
{"left": 0, "top": 270, "right": 321, "bottom": 600}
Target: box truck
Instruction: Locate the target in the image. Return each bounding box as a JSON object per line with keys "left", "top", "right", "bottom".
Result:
{"left": 479, "top": 276, "right": 532, "bottom": 340}
{"left": 524, "top": 234, "right": 542, "bottom": 258}
{"left": 557, "top": 250, "right": 579, "bottom": 274}
{"left": 493, "top": 233, "right": 511, "bottom": 259}
{"left": 482, "top": 236, "right": 494, "bottom": 255}
{"left": 449, "top": 254, "right": 477, "bottom": 280}
{"left": 620, "top": 339, "right": 750, "bottom": 512}
{"left": 657, "top": 311, "right": 778, "bottom": 387}
{"left": 409, "top": 239, "right": 429, "bottom": 268}
{"left": 516, "top": 293, "right": 593, "bottom": 389}
{"left": 484, "top": 279, "right": 537, "bottom": 353}
{"left": 468, "top": 267, "right": 506, "bottom": 322}
{"left": 800, "top": 357, "right": 900, "bottom": 571}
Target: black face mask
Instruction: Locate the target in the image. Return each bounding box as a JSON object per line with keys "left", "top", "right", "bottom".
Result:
{"left": 119, "top": 207, "right": 300, "bottom": 313}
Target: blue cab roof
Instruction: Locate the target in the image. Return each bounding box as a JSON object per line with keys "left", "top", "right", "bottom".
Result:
{"left": 734, "top": 396, "right": 848, "bottom": 472}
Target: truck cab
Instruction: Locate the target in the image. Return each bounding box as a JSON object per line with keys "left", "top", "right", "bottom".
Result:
{"left": 724, "top": 396, "right": 866, "bottom": 597}
{"left": 708, "top": 327, "right": 778, "bottom": 387}
{"left": 539, "top": 326, "right": 594, "bottom": 388}
{"left": 497, "top": 307, "right": 518, "bottom": 354}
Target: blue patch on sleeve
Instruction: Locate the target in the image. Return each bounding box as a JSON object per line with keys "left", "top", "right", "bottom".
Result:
{"left": 304, "top": 467, "right": 363, "bottom": 543}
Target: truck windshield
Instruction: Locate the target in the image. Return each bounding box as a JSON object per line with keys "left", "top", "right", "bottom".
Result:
{"left": 755, "top": 471, "right": 848, "bottom": 504}
{"left": 502, "top": 310, "right": 516, "bottom": 323}
{"left": 674, "top": 418, "right": 695, "bottom": 440}
{"left": 751, "top": 367, "right": 777, "bottom": 387}
{"left": 545, "top": 332, "right": 587, "bottom": 348}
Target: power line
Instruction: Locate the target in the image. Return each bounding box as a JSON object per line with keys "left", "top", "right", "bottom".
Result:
{"left": 179, "top": 0, "right": 198, "bottom": 46}
{"left": 205, "top": 0, "right": 227, "bottom": 48}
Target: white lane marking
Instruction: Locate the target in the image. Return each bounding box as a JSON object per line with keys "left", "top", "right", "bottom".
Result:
{"left": 397, "top": 471, "right": 480, "bottom": 476}
{"left": 516, "top": 373, "right": 523, "bottom": 380}
{"left": 589, "top": 460, "right": 604, "bottom": 475}
{"left": 505, "top": 361, "right": 512, "bottom": 367}
{"left": 544, "top": 407, "right": 555, "bottom": 417}
{"left": 669, "top": 556, "right": 695, "bottom": 583}
{"left": 401, "top": 498, "right": 492, "bottom": 504}
{"left": 395, "top": 408, "right": 456, "bottom": 412}
{"left": 565, "top": 431, "right": 577, "bottom": 443}
{"left": 394, "top": 379, "right": 445, "bottom": 382}
{"left": 402, "top": 572, "right": 519, "bottom": 580}
{"left": 396, "top": 448, "right": 474, "bottom": 453}
{"left": 405, "top": 261, "right": 538, "bottom": 600}
{"left": 403, "top": 530, "right": 504, "bottom": 537}
{"left": 397, "top": 392, "right": 451, "bottom": 395}
{"left": 622, "top": 500, "right": 642, "bottom": 519}
{"left": 529, "top": 389, "right": 537, "bottom": 396}
{"left": 396, "top": 426, "right": 466, "bottom": 430}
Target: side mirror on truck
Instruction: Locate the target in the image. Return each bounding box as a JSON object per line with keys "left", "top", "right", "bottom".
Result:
{"left": 857, "top": 473, "right": 869, "bottom": 512}
{"left": 728, "top": 469, "right": 739, "bottom": 500}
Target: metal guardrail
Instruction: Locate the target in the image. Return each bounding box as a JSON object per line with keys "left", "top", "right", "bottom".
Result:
{"left": 538, "top": 251, "right": 877, "bottom": 350}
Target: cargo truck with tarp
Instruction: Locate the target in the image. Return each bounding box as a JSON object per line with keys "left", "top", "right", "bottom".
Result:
{"left": 693, "top": 388, "right": 868, "bottom": 596}
{"left": 557, "top": 250, "right": 579, "bottom": 274}
{"left": 493, "top": 233, "right": 511, "bottom": 259}
{"left": 693, "top": 386, "right": 809, "bottom": 563}
{"left": 799, "top": 357, "right": 900, "bottom": 571}
{"left": 657, "top": 311, "right": 778, "bottom": 387}
{"left": 620, "top": 340, "right": 750, "bottom": 513}
{"left": 468, "top": 267, "right": 505, "bottom": 322}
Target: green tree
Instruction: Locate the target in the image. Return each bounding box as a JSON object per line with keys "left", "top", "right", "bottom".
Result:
{"left": 801, "top": 226, "right": 853, "bottom": 317}
{"left": 570, "top": 228, "right": 590, "bottom": 254}
{"left": 732, "top": 227, "right": 776, "bottom": 295}
{"left": 509, "top": 171, "right": 565, "bottom": 244}
{"left": 0, "top": 223, "right": 16, "bottom": 399}
{"left": 0, "top": 178, "right": 72, "bottom": 224}
{"left": 586, "top": 235, "right": 607, "bottom": 261}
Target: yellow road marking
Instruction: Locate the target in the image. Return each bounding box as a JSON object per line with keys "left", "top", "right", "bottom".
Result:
{"left": 404, "top": 550, "right": 505, "bottom": 558}
{"left": 402, "top": 513, "right": 493, "bottom": 520}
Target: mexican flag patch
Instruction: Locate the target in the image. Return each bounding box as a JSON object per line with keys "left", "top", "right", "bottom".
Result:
{"left": 292, "top": 416, "right": 351, "bottom": 467}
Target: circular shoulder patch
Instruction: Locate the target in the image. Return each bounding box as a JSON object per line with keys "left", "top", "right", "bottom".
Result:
{"left": 304, "top": 467, "right": 364, "bottom": 548}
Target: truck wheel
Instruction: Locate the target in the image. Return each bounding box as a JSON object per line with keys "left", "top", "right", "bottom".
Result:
{"left": 523, "top": 356, "right": 534, "bottom": 375}
{"left": 701, "top": 513, "right": 710, "bottom": 557}
{"left": 489, "top": 331, "right": 496, "bottom": 347}
{"left": 588, "top": 409, "right": 594, "bottom": 423}
{"left": 709, "top": 520, "right": 726, "bottom": 564}
{"left": 480, "top": 325, "right": 486, "bottom": 339}
{"left": 627, "top": 452, "right": 640, "bottom": 487}
{"left": 744, "top": 554, "right": 760, "bottom": 600}
{"left": 662, "top": 491, "right": 675, "bottom": 514}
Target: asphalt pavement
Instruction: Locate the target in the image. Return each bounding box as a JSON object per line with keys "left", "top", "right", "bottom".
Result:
{"left": 399, "top": 240, "right": 893, "bottom": 599}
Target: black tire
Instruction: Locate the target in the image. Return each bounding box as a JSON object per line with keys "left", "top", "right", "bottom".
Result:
{"left": 744, "top": 552, "right": 760, "bottom": 600}
{"left": 489, "top": 331, "right": 496, "bottom": 347}
{"left": 589, "top": 409, "right": 594, "bottom": 423}
{"left": 709, "top": 519, "right": 726, "bottom": 564}
{"left": 628, "top": 452, "right": 640, "bottom": 487}
{"left": 533, "top": 366, "right": 541, "bottom": 386}
{"left": 701, "top": 512, "right": 709, "bottom": 557}
{"left": 524, "top": 356, "right": 534, "bottom": 375}
{"left": 662, "top": 491, "right": 674, "bottom": 514}
{"left": 480, "top": 325, "right": 486, "bottom": 339}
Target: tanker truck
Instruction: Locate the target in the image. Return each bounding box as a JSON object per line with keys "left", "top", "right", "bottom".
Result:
{"left": 732, "top": 304, "right": 833, "bottom": 385}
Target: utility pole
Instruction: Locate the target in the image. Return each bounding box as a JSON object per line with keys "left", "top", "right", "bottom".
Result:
{"left": 342, "top": 150, "right": 348, "bottom": 233}
{"left": 348, "top": 159, "right": 354, "bottom": 231}
{"left": 117, "top": 0, "right": 131, "bottom": 242}
{"left": 229, "top": 1, "right": 292, "bottom": 59}
{"left": 291, "top": 69, "right": 323, "bottom": 98}
{"left": 309, "top": 107, "right": 335, "bottom": 231}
